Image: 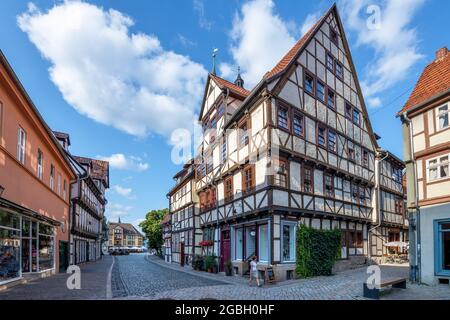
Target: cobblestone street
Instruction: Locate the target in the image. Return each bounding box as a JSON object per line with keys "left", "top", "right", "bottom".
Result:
{"left": 0, "top": 253, "right": 448, "bottom": 300}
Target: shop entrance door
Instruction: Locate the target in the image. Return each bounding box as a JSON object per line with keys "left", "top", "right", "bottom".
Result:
{"left": 59, "top": 241, "right": 69, "bottom": 272}
{"left": 21, "top": 219, "right": 38, "bottom": 273}
{"left": 220, "top": 230, "right": 231, "bottom": 272}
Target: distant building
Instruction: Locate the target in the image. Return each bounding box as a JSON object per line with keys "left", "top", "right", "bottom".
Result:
{"left": 398, "top": 46, "right": 450, "bottom": 284}
{"left": 0, "top": 50, "right": 77, "bottom": 287}
{"left": 108, "top": 221, "right": 144, "bottom": 250}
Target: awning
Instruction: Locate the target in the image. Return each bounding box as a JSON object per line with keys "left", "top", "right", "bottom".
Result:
{"left": 0, "top": 197, "right": 62, "bottom": 226}
{"left": 384, "top": 241, "right": 408, "bottom": 248}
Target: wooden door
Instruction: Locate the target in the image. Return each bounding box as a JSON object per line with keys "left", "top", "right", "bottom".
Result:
{"left": 220, "top": 230, "right": 231, "bottom": 272}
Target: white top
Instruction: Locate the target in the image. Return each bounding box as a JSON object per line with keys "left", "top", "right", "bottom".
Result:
{"left": 250, "top": 261, "right": 257, "bottom": 272}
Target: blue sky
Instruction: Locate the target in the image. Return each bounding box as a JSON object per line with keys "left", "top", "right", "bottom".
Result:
{"left": 1, "top": 0, "right": 449, "bottom": 229}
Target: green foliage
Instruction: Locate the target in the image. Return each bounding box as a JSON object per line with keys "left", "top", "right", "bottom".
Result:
{"left": 204, "top": 255, "right": 217, "bottom": 270}
{"left": 192, "top": 255, "right": 205, "bottom": 271}
{"left": 296, "top": 224, "right": 341, "bottom": 278}
{"left": 139, "top": 208, "right": 168, "bottom": 255}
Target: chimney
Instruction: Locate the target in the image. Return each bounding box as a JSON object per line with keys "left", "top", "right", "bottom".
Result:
{"left": 436, "top": 47, "right": 449, "bottom": 61}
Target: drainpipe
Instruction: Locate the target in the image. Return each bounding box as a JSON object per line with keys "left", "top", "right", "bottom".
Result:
{"left": 402, "top": 112, "right": 421, "bottom": 283}
{"left": 368, "top": 150, "right": 389, "bottom": 262}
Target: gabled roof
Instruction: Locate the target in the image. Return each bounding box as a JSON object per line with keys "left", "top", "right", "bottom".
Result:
{"left": 109, "top": 222, "right": 143, "bottom": 237}
{"left": 264, "top": 16, "right": 327, "bottom": 81}
{"left": 398, "top": 48, "right": 450, "bottom": 115}
{"left": 210, "top": 74, "right": 250, "bottom": 98}
{"left": 74, "top": 156, "right": 110, "bottom": 187}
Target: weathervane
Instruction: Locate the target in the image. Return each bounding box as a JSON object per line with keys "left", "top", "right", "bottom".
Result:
{"left": 212, "top": 48, "right": 219, "bottom": 75}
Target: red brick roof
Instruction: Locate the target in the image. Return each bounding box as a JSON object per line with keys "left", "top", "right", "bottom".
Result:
{"left": 264, "top": 15, "right": 326, "bottom": 80}
{"left": 399, "top": 48, "right": 450, "bottom": 114}
{"left": 210, "top": 74, "right": 250, "bottom": 98}
{"left": 74, "top": 156, "right": 109, "bottom": 186}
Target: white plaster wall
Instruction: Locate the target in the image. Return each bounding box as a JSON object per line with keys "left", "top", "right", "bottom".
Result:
{"left": 419, "top": 203, "right": 450, "bottom": 285}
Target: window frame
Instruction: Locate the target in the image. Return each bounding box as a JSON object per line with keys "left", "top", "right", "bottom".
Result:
{"left": 327, "top": 88, "right": 336, "bottom": 110}
{"left": 304, "top": 71, "right": 315, "bottom": 97}
{"left": 17, "top": 126, "right": 27, "bottom": 164}
{"left": 302, "top": 165, "right": 314, "bottom": 194}
{"left": 427, "top": 154, "right": 450, "bottom": 182}
{"left": 436, "top": 104, "right": 449, "bottom": 131}
{"left": 224, "top": 176, "right": 234, "bottom": 203}
{"left": 324, "top": 173, "right": 335, "bottom": 198}
{"left": 335, "top": 61, "right": 343, "bottom": 79}
{"left": 326, "top": 52, "right": 334, "bottom": 72}
{"left": 50, "top": 164, "right": 55, "bottom": 191}
{"left": 274, "top": 159, "right": 289, "bottom": 188}
{"left": 328, "top": 130, "right": 337, "bottom": 153}
{"left": 277, "top": 103, "right": 290, "bottom": 131}
{"left": 238, "top": 117, "right": 250, "bottom": 148}
{"left": 280, "top": 221, "right": 297, "bottom": 263}
{"left": 317, "top": 124, "right": 327, "bottom": 148}
{"left": 316, "top": 80, "right": 326, "bottom": 103}
{"left": 37, "top": 149, "right": 44, "bottom": 180}
{"left": 242, "top": 164, "right": 255, "bottom": 195}
{"left": 292, "top": 111, "right": 304, "bottom": 138}
{"left": 362, "top": 149, "right": 369, "bottom": 168}
{"left": 329, "top": 27, "right": 339, "bottom": 46}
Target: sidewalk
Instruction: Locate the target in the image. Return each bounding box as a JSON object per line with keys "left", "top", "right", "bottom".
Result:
{"left": 0, "top": 256, "right": 113, "bottom": 300}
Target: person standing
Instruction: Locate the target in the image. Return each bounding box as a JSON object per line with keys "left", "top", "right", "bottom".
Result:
{"left": 249, "top": 256, "right": 261, "bottom": 287}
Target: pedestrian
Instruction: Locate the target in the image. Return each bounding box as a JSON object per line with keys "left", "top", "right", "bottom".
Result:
{"left": 249, "top": 256, "right": 261, "bottom": 287}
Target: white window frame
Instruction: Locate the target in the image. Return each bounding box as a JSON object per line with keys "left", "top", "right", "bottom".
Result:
{"left": 57, "top": 173, "right": 61, "bottom": 195}
{"left": 50, "top": 165, "right": 55, "bottom": 190}
{"left": 258, "top": 224, "right": 270, "bottom": 264}
{"left": 281, "top": 221, "right": 297, "bottom": 263}
{"left": 37, "top": 149, "right": 43, "bottom": 180}
{"left": 436, "top": 103, "right": 450, "bottom": 131}
{"left": 427, "top": 154, "right": 450, "bottom": 182}
{"left": 17, "top": 127, "right": 26, "bottom": 164}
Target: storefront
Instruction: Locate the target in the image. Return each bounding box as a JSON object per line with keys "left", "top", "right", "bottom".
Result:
{"left": 435, "top": 219, "right": 450, "bottom": 278}
{"left": 0, "top": 206, "right": 57, "bottom": 285}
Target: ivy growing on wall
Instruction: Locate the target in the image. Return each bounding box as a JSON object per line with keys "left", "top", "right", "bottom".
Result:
{"left": 296, "top": 224, "right": 341, "bottom": 278}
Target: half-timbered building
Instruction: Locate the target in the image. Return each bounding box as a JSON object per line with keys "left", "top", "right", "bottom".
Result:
{"left": 168, "top": 4, "right": 407, "bottom": 280}
{"left": 168, "top": 160, "right": 202, "bottom": 266}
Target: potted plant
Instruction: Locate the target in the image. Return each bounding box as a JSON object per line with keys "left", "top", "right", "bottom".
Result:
{"left": 192, "top": 255, "right": 204, "bottom": 271}
{"left": 224, "top": 260, "right": 233, "bottom": 276}
{"left": 204, "top": 255, "right": 216, "bottom": 273}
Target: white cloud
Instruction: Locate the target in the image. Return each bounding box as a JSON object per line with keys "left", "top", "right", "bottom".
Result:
{"left": 219, "top": 62, "right": 234, "bottom": 79}
{"left": 106, "top": 203, "right": 133, "bottom": 219}
{"left": 177, "top": 34, "right": 197, "bottom": 48}
{"left": 98, "top": 153, "right": 149, "bottom": 172}
{"left": 340, "top": 0, "right": 425, "bottom": 104}
{"left": 368, "top": 97, "right": 382, "bottom": 108}
{"left": 300, "top": 12, "right": 321, "bottom": 36}
{"left": 112, "top": 185, "right": 133, "bottom": 197}
{"left": 18, "top": 1, "right": 207, "bottom": 140}
{"left": 193, "top": 0, "right": 212, "bottom": 30}
{"left": 227, "top": 0, "right": 297, "bottom": 87}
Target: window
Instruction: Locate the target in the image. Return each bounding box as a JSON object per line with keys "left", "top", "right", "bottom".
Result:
{"left": 293, "top": 113, "right": 304, "bottom": 137}
{"left": 206, "top": 154, "right": 213, "bottom": 173}
{"left": 274, "top": 160, "right": 288, "bottom": 188}
{"left": 0, "top": 211, "right": 21, "bottom": 283}
{"left": 303, "top": 166, "right": 313, "bottom": 193}
{"left": 17, "top": 127, "right": 26, "bottom": 164}
{"left": 217, "top": 103, "right": 225, "bottom": 117}
{"left": 282, "top": 223, "right": 296, "bottom": 262}
{"left": 258, "top": 224, "right": 269, "bottom": 262}
{"left": 428, "top": 156, "right": 449, "bottom": 181}
{"left": 437, "top": 104, "right": 449, "bottom": 130}
{"left": 234, "top": 228, "right": 243, "bottom": 260}
{"left": 328, "top": 130, "right": 337, "bottom": 152}
{"left": 351, "top": 184, "right": 359, "bottom": 204}
{"left": 324, "top": 174, "right": 334, "bottom": 197}
{"left": 50, "top": 165, "right": 55, "bottom": 190}
{"left": 359, "top": 186, "right": 366, "bottom": 206}
{"left": 362, "top": 149, "right": 369, "bottom": 168}
{"left": 37, "top": 149, "right": 44, "bottom": 180}
{"left": 318, "top": 125, "right": 327, "bottom": 148}
{"left": 304, "top": 72, "right": 315, "bottom": 95}
{"left": 335, "top": 61, "right": 343, "bottom": 79}
{"left": 239, "top": 120, "right": 249, "bottom": 147}
{"left": 353, "top": 109, "right": 360, "bottom": 125}
{"left": 348, "top": 143, "right": 355, "bottom": 161}
{"left": 63, "top": 180, "right": 67, "bottom": 201}
{"left": 330, "top": 27, "right": 338, "bottom": 46}
{"left": 392, "top": 167, "right": 402, "bottom": 183}
{"left": 395, "top": 199, "right": 404, "bottom": 215}
{"left": 277, "top": 105, "right": 289, "bottom": 130}
{"left": 326, "top": 53, "right": 334, "bottom": 71}
{"left": 242, "top": 165, "right": 254, "bottom": 194}
{"left": 327, "top": 89, "right": 335, "bottom": 109}
{"left": 221, "top": 139, "right": 227, "bottom": 163}
{"left": 317, "top": 81, "right": 326, "bottom": 102}
{"left": 57, "top": 173, "right": 61, "bottom": 195}
{"left": 345, "top": 103, "right": 352, "bottom": 119}
{"left": 225, "top": 176, "right": 233, "bottom": 202}
{"left": 435, "top": 220, "right": 450, "bottom": 274}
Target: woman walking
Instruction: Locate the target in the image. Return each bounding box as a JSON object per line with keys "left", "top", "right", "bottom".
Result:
{"left": 249, "top": 256, "right": 261, "bottom": 287}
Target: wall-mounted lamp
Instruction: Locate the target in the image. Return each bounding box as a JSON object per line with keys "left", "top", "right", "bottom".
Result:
{"left": 0, "top": 185, "right": 5, "bottom": 198}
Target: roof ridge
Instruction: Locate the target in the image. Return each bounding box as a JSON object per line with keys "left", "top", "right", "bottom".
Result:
{"left": 210, "top": 73, "right": 251, "bottom": 96}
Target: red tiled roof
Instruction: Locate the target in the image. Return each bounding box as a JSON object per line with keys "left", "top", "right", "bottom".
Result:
{"left": 399, "top": 48, "right": 450, "bottom": 114}
{"left": 264, "top": 15, "right": 326, "bottom": 80}
{"left": 210, "top": 74, "right": 250, "bottom": 98}
{"left": 74, "top": 156, "right": 109, "bottom": 185}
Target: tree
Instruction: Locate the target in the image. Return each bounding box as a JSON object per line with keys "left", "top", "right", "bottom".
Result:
{"left": 139, "top": 208, "right": 168, "bottom": 255}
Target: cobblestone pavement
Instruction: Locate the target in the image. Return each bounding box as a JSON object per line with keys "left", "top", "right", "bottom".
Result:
{"left": 0, "top": 256, "right": 112, "bottom": 300}
{"left": 112, "top": 253, "right": 227, "bottom": 298}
